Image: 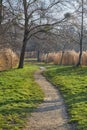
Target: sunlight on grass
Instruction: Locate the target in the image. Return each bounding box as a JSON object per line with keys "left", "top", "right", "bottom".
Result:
{"left": 0, "top": 65, "right": 44, "bottom": 130}
{"left": 44, "top": 66, "right": 87, "bottom": 130}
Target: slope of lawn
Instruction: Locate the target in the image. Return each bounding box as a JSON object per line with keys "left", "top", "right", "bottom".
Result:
{"left": 0, "top": 64, "right": 44, "bottom": 130}
{"left": 44, "top": 66, "right": 87, "bottom": 130}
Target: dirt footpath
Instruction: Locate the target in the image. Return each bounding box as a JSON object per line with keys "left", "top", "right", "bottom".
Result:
{"left": 24, "top": 68, "right": 71, "bottom": 130}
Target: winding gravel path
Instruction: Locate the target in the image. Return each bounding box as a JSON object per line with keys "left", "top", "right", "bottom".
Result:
{"left": 24, "top": 67, "right": 71, "bottom": 130}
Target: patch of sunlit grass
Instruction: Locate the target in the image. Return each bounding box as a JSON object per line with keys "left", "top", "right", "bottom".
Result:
{"left": 0, "top": 64, "right": 44, "bottom": 129}
{"left": 44, "top": 66, "right": 87, "bottom": 130}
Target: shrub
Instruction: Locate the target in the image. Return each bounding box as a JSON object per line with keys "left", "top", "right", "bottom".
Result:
{"left": 41, "top": 50, "right": 87, "bottom": 66}
{"left": 53, "top": 51, "right": 62, "bottom": 65}
{"left": 0, "top": 48, "right": 19, "bottom": 71}
{"left": 82, "top": 51, "right": 87, "bottom": 65}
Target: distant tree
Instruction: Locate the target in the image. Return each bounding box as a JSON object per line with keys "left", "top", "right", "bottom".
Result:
{"left": 56, "top": 0, "right": 86, "bottom": 66}
{"left": 76, "top": 0, "right": 84, "bottom": 66}
{"left": 67, "top": 0, "right": 85, "bottom": 66}
{"left": 0, "top": 0, "right": 23, "bottom": 52}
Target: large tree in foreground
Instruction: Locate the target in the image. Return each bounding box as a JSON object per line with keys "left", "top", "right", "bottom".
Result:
{"left": 8, "top": 0, "right": 69, "bottom": 68}
{"left": 4, "top": 0, "right": 73, "bottom": 68}
{"left": 17, "top": 0, "right": 68, "bottom": 68}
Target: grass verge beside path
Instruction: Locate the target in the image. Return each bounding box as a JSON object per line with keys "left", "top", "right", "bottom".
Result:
{"left": 44, "top": 66, "right": 87, "bottom": 130}
{"left": 0, "top": 64, "right": 44, "bottom": 130}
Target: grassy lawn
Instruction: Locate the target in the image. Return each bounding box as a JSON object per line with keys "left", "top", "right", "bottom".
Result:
{"left": 0, "top": 64, "right": 44, "bottom": 130}
{"left": 44, "top": 66, "right": 87, "bottom": 130}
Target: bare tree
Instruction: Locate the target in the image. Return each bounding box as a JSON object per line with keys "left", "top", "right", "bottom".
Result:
{"left": 67, "top": 0, "right": 86, "bottom": 66}
{"left": 55, "top": 0, "right": 86, "bottom": 66}
{"left": 76, "top": 0, "right": 84, "bottom": 66}
{"left": 17, "top": 0, "right": 68, "bottom": 68}
{"left": 4, "top": 0, "right": 80, "bottom": 68}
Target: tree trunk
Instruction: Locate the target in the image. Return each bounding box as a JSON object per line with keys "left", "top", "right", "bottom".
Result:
{"left": 60, "top": 50, "right": 64, "bottom": 65}
{"left": 18, "top": 39, "right": 27, "bottom": 68}
{"left": 77, "top": 39, "right": 83, "bottom": 66}
{"left": 46, "top": 53, "right": 48, "bottom": 63}
{"left": 37, "top": 50, "right": 40, "bottom": 62}
{"left": 77, "top": 0, "right": 83, "bottom": 66}
{"left": 18, "top": 0, "right": 28, "bottom": 68}
{"left": 0, "top": 0, "right": 2, "bottom": 24}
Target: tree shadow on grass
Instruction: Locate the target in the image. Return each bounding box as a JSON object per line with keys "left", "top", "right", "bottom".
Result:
{"left": 0, "top": 98, "right": 63, "bottom": 115}
{"left": 0, "top": 99, "right": 43, "bottom": 115}
{"left": 52, "top": 66, "right": 87, "bottom": 76}
{"left": 65, "top": 91, "right": 87, "bottom": 106}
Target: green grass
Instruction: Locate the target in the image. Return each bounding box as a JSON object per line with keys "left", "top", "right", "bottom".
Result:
{"left": 0, "top": 64, "right": 44, "bottom": 130}
{"left": 44, "top": 66, "right": 87, "bottom": 130}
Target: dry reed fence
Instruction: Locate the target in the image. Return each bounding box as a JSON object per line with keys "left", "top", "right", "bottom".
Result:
{"left": 0, "top": 48, "right": 19, "bottom": 71}
{"left": 41, "top": 50, "right": 87, "bottom": 65}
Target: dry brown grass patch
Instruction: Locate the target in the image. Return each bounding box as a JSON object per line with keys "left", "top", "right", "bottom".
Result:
{"left": 0, "top": 48, "right": 19, "bottom": 71}
{"left": 41, "top": 50, "right": 87, "bottom": 66}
